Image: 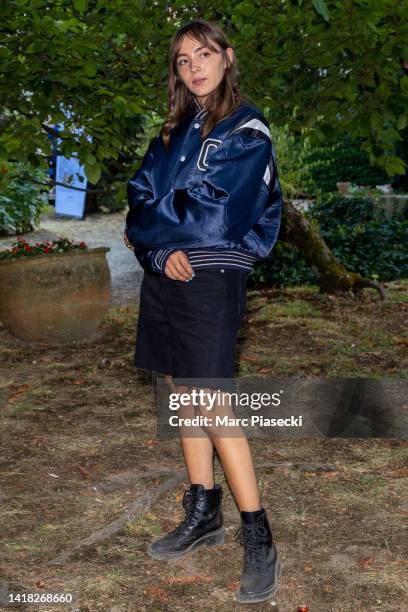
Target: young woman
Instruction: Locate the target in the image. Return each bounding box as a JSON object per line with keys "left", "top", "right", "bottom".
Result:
{"left": 125, "top": 19, "right": 283, "bottom": 604}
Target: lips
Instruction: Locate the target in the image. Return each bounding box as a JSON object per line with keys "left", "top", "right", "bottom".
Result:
{"left": 192, "top": 78, "right": 207, "bottom": 85}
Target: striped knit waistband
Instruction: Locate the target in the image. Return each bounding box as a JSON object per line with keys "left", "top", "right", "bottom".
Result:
{"left": 152, "top": 247, "right": 257, "bottom": 273}
{"left": 185, "top": 249, "right": 257, "bottom": 272}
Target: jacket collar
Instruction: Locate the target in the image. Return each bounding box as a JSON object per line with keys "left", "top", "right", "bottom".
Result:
{"left": 193, "top": 95, "right": 208, "bottom": 120}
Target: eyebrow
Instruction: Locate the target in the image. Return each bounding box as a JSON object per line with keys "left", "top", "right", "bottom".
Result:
{"left": 176, "top": 45, "right": 209, "bottom": 59}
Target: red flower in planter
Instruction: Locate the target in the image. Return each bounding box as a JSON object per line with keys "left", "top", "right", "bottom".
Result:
{"left": 0, "top": 237, "right": 89, "bottom": 261}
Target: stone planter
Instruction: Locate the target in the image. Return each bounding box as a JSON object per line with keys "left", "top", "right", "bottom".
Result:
{"left": 0, "top": 247, "right": 111, "bottom": 343}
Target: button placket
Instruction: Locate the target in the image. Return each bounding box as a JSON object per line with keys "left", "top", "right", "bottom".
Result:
{"left": 178, "top": 116, "right": 204, "bottom": 166}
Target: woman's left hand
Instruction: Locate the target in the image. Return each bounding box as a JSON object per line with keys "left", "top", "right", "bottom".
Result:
{"left": 164, "top": 250, "right": 194, "bottom": 281}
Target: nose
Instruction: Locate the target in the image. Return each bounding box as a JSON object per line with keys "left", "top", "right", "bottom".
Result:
{"left": 190, "top": 60, "right": 201, "bottom": 73}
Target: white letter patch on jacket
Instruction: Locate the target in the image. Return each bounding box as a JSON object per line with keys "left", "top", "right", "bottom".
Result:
{"left": 197, "top": 138, "right": 222, "bottom": 171}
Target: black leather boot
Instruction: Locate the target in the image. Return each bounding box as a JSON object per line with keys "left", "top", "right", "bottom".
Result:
{"left": 147, "top": 483, "right": 224, "bottom": 560}
{"left": 233, "top": 508, "right": 282, "bottom": 603}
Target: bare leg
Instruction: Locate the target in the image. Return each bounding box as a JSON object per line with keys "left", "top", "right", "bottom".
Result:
{"left": 194, "top": 387, "right": 262, "bottom": 512}
{"left": 162, "top": 377, "right": 261, "bottom": 508}
{"left": 163, "top": 375, "right": 215, "bottom": 489}
{"left": 180, "top": 429, "right": 215, "bottom": 489}
{"left": 211, "top": 436, "right": 261, "bottom": 511}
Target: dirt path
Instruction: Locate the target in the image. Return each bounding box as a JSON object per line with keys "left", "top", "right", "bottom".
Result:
{"left": 0, "top": 282, "right": 407, "bottom": 610}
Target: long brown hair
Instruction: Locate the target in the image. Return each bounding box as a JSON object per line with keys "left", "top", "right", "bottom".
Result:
{"left": 161, "top": 19, "right": 247, "bottom": 151}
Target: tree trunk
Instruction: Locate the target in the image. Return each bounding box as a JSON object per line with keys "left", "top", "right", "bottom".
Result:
{"left": 279, "top": 199, "right": 385, "bottom": 299}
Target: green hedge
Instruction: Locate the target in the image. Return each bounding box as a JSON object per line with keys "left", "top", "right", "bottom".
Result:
{"left": 249, "top": 194, "right": 408, "bottom": 288}
{"left": 303, "top": 135, "right": 390, "bottom": 194}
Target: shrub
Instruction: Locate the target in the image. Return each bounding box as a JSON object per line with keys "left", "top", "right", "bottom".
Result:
{"left": 249, "top": 240, "right": 316, "bottom": 288}
{"left": 250, "top": 194, "right": 408, "bottom": 287}
{"left": 303, "top": 134, "right": 390, "bottom": 194}
{"left": 310, "top": 194, "right": 408, "bottom": 281}
{"left": 268, "top": 123, "right": 313, "bottom": 199}
{"left": 0, "top": 162, "right": 48, "bottom": 235}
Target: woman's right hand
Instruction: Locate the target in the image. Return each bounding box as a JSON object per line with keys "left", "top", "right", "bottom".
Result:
{"left": 164, "top": 250, "right": 194, "bottom": 282}
{"left": 123, "top": 230, "right": 135, "bottom": 251}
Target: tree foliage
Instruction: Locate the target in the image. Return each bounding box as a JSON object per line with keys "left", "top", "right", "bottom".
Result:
{"left": 0, "top": 0, "right": 407, "bottom": 192}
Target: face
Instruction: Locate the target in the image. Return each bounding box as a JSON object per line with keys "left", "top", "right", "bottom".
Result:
{"left": 176, "top": 34, "right": 234, "bottom": 106}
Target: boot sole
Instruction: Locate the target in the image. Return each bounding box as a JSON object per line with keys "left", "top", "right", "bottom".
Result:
{"left": 234, "top": 553, "right": 282, "bottom": 604}
{"left": 147, "top": 527, "right": 225, "bottom": 560}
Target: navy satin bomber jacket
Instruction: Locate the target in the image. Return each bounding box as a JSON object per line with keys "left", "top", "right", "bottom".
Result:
{"left": 126, "top": 97, "right": 283, "bottom": 274}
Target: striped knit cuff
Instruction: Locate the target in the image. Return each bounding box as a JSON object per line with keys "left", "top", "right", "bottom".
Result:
{"left": 152, "top": 248, "right": 177, "bottom": 273}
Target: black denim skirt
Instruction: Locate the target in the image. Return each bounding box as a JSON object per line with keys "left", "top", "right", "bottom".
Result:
{"left": 134, "top": 268, "right": 248, "bottom": 383}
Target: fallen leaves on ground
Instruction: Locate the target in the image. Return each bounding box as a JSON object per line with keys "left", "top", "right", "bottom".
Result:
{"left": 8, "top": 383, "right": 31, "bottom": 403}
{"left": 359, "top": 556, "right": 375, "bottom": 569}
{"left": 144, "top": 586, "right": 168, "bottom": 601}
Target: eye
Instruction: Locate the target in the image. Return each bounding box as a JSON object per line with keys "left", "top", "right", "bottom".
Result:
{"left": 177, "top": 51, "right": 211, "bottom": 66}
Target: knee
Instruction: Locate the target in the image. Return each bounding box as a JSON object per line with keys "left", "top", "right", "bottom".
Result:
{"left": 175, "top": 384, "right": 190, "bottom": 394}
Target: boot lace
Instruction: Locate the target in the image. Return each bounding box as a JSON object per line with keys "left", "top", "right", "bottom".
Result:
{"left": 169, "top": 490, "right": 203, "bottom": 534}
{"left": 233, "top": 523, "right": 269, "bottom": 571}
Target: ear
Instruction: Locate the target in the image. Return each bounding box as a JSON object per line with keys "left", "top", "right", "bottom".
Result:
{"left": 224, "top": 47, "right": 234, "bottom": 69}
